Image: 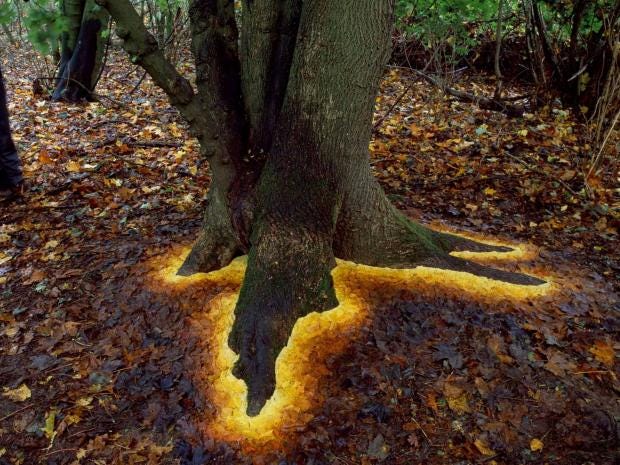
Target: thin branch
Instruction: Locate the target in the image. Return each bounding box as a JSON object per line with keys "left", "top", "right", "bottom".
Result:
{"left": 96, "top": 0, "right": 202, "bottom": 124}
{"left": 410, "top": 69, "right": 526, "bottom": 117}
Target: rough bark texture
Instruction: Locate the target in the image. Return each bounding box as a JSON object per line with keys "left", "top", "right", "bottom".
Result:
{"left": 53, "top": 0, "right": 109, "bottom": 101}
{"left": 102, "top": 0, "right": 546, "bottom": 416}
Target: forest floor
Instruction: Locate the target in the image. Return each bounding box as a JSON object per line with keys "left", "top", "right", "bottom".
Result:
{"left": 0, "top": 46, "right": 618, "bottom": 465}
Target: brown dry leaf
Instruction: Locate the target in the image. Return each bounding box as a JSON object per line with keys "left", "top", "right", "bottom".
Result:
{"left": 26, "top": 269, "right": 46, "bottom": 283}
{"left": 560, "top": 169, "right": 576, "bottom": 181}
{"left": 589, "top": 340, "right": 614, "bottom": 367}
{"left": 38, "top": 149, "right": 53, "bottom": 164}
{"left": 487, "top": 335, "right": 514, "bottom": 364}
{"left": 426, "top": 391, "right": 439, "bottom": 413}
{"left": 474, "top": 438, "right": 495, "bottom": 456}
{"left": 544, "top": 351, "right": 576, "bottom": 376}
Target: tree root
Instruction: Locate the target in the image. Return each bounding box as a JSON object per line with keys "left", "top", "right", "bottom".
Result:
{"left": 177, "top": 188, "right": 242, "bottom": 276}
{"left": 177, "top": 184, "right": 544, "bottom": 416}
{"left": 421, "top": 254, "right": 545, "bottom": 286}
{"left": 228, "top": 227, "right": 338, "bottom": 416}
{"left": 177, "top": 226, "right": 241, "bottom": 276}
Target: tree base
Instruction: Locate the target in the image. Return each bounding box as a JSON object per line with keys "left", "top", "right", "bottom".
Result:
{"left": 179, "top": 212, "right": 544, "bottom": 416}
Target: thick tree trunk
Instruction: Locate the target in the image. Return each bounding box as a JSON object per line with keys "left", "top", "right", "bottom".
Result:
{"left": 53, "top": 0, "right": 109, "bottom": 101}
{"left": 102, "top": 0, "right": 546, "bottom": 417}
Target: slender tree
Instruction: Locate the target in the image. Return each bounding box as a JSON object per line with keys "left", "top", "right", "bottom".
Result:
{"left": 98, "top": 0, "right": 543, "bottom": 415}
{"left": 52, "top": 0, "right": 109, "bottom": 101}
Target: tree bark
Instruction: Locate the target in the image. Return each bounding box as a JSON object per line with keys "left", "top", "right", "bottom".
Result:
{"left": 102, "top": 0, "right": 545, "bottom": 416}
{"left": 53, "top": 0, "right": 109, "bottom": 101}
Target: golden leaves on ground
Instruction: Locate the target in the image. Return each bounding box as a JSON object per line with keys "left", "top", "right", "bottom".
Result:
{"left": 146, "top": 231, "right": 551, "bottom": 453}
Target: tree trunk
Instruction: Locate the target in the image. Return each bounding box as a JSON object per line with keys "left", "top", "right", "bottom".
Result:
{"left": 53, "top": 0, "right": 109, "bottom": 101}
{"left": 101, "top": 0, "right": 545, "bottom": 417}
{"left": 0, "top": 65, "right": 23, "bottom": 189}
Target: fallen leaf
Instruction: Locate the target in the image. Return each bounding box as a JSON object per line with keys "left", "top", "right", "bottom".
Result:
{"left": 42, "top": 409, "right": 57, "bottom": 443}
{"left": 2, "top": 384, "right": 31, "bottom": 402}
{"left": 444, "top": 383, "right": 470, "bottom": 414}
{"left": 530, "top": 438, "right": 543, "bottom": 452}
{"left": 367, "top": 434, "right": 389, "bottom": 461}
{"left": 475, "top": 438, "right": 495, "bottom": 456}
{"left": 589, "top": 340, "right": 614, "bottom": 367}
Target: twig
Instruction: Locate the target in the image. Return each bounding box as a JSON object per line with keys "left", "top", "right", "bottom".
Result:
{"left": 573, "top": 370, "right": 610, "bottom": 375}
{"left": 409, "top": 69, "right": 526, "bottom": 117}
{"left": 0, "top": 403, "right": 34, "bottom": 422}
{"left": 40, "top": 448, "right": 78, "bottom": 458}
{"left": 93, "top": 136, "right": 182, "bottom": 149}
{"left": 373, "top": 84, "right": 413, "bottom": 131}
{"left": 129, "top": 71, "right": 148, "bottom": 95}
{"left": 504, "top": 152, "right": 578, "bottom": 196}
{"left": 411, "top": 417, "right": 435, "bottom": 446}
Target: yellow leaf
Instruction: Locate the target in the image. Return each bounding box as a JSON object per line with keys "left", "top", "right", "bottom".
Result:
{"left": 169, "top": 123, "right": 183, "bottom": 137}
{"left": 66, "top": 160, "right": 81, "bottom": 173}
{"left": 484, "top": 187, "right": 496, "bottom": 196}
{"left": 589, "top": 340, "right": 614, "bottom": 367}
{"left": 447, "top": 393, "right": 470, "bottom": 414}
{"left": 44, "top": 240, "right": 59, "bottom": 249}
{"left": 43, "top": 409, "right": 57, "bottom": 442}
{"left": 530, "top": 438, "right": 543, "bottom": 452}
{"left": 444, "top": 383, "right": 470, "bottom": 414}
{"left": 2, "top": 384, "right": 31, "bottom": 402}
{"left": 518, "top": 129, "right": 528, "bottom": 137}
{"left": 474, "top": 438, "right": 495, "bottom": 456}
{"left": 76, "top": 396, "right": 94, "bottom": 407}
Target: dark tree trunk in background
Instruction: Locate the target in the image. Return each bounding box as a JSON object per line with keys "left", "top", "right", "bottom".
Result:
{"left": 101, "top": 0, "right": 544, "bottom": 416}
{"left": 53, "top": 0, "right": 109, "bottom": 101}
{"left": 0, "top": 65, "right": 23, "bottom": 189}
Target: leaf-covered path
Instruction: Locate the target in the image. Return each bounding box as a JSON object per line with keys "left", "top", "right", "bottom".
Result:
{"left": 1, "top": 49, "right": 618, "bottom": 465}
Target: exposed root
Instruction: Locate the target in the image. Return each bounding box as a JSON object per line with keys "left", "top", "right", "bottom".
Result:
{"left": 422, "top": 254, "right": 545, "bottom": 286}
{"left": 432, "top": 230, "right": 512, "bottom": 254}
{"left": 177, "top": 227, "right": 241, "bottom": 276}
{"left": 177, "top": 189, "right": 242, "bottom": 276}
{"left": 228, "top": 225, "right": 338, "bottom": 416}
{"left": 180, "top": 175, "right": 544, "bottom": 415}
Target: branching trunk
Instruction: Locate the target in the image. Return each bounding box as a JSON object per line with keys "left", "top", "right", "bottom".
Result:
{"left": 101, "top": 0, "right": 545, "bottom": 417}
{"left": 53, "top": 0, "right": 110, "bottom": 101}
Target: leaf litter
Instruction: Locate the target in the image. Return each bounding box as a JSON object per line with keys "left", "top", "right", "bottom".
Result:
{"left": 0, "top": 46, "right": 618, "bottom": 465}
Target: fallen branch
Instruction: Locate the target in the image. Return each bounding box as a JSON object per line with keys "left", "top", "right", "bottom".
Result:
{"left": 504, "top": 152, "right": 578, "bottom": 196}
{"left": 92, "top": 136, "right": 182, "bottom": 149}
{"left": 411, "top": 69, "right": 527, "bottom": 117}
